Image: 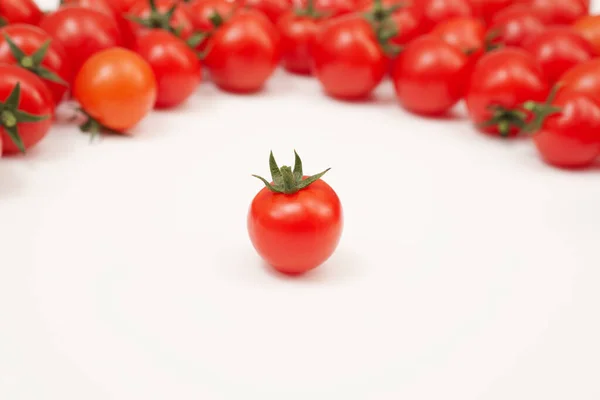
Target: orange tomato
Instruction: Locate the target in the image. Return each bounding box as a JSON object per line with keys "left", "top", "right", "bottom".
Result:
{"left": 74, "top": 47, "right": 157, "bottom": 133}
{"left": 573, "top": 15, "right": 600, "bottom": 55}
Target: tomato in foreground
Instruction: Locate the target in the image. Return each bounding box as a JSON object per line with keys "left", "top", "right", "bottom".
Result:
{"left": 0, "top": 0, "right": 43, "bottom": 26}
{"left": 0, "top": 65, "right": 53, "bottom": 155}
{"left": 556, "top": 59, "right": 600, "bottom": 106}
{"left": 489, "top": 5, "right": 546, "bottom": 49}
{"left": 527, "top": 92, "right": 600, "bottom": 168}
{"left": 392, "top": 35, "right": 469, "bottom": 116}
{"left": 135, "top": 30, "right": 201, "bottom": 109}
{"left": 466, "top": 48, "right": 549, "bottom": 137}
{"left": 573, "top": 15, "right": 600, "bottom": 56}
{"left": 40, "top": 6, "right": 122, "bottom": 78}
{"left": 74, "top": 47, "right": 157, "bottom": 133}
{"left": 524, "top": 27, "right": 595, "bottom": 85}
{"left": 277, "top": 0, "right": 324, "bottom": 75}
{"left": 204, "top": 10, "right": 280, "bottom": 93}
{"left": 0, "top": 24, "right": 72, "bottom": 106}
{"left": 312, "top": 7, "right": 393, "bottom": 100}
{"left": 248, "top": 151, "right": 343, "bottom": 274}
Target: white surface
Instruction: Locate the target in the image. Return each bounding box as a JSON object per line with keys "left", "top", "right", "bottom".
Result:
{"left": 2, "top": 1, "right": 600, "bottom": 399}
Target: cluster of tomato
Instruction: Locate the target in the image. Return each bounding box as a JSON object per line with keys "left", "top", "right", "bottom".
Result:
{"left": 0, "top": 0, "right": 599, "bottom": 274}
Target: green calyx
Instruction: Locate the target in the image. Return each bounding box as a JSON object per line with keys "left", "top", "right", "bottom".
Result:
{"left": 479, "top": 105, "right": 529, "bottom": 137}
{"left": 295, "top": 0, "right": 329, "bottom": 18}
{"left": 363, "top": 0, "right": 403, "bottom": 57}
{"left": 78, "top": 108, "right": 121, "bottom": 140}
{"left": 0, "top": 82, "right": 50, "bottom": 153}
{"left": 521, "top": 85, "right": 562, "bottom": 134}
{"left": 127, "top": 0, "right": 184, "bottom": 36}
{"left": 253, "top": 151, "right": 330, "bottom": 194}
{"left": 2, "top": 33, "right": 68, "bottom": 86}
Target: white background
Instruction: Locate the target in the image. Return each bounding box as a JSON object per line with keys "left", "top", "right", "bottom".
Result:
{"left": 1, "top": 1, "right": 600, "bottom": 399}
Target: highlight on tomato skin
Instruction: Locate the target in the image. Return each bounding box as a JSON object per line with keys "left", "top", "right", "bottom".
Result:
{"left": 73, "top": 47, "right": 157, "bottom": 134}
{"left": 248, "top": 151, "right": 343, "bottom": 275}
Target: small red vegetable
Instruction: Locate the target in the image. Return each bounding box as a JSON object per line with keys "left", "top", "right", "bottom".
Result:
{"left": 248, "top": 151, "right": 343, "bottom": 275}
{"left": 0, "top": 65, "right": 53, "bottom": 155}
{"left": 135, "top": 30, "right": 202, "bottom": 109}
{"left": 392, "top": 35, "right": 469, "bottom": 116}
{"left": 489, "top": 5, "right": 546, "bottom": 49}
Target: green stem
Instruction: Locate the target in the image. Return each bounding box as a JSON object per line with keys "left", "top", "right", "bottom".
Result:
{"left": 1, "top": 110, "right": 16, "bottom": 128}
{"left": 20, "top": 56, "right": 34, "bottom": 69}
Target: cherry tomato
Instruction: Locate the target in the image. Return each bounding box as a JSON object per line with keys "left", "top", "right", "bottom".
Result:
{"left": 248, "top": 151, "right": 343, "bottom": 274}
{"left": 431, "top": 16, "right": 486, "bottom": 54}
{"left": 243, "top": 0, "right": 292, "bottom": 24}
{"left": 467, "top": 0, "right": 511, "bottom": 24}
{"left": 297, "top": 0, "right": 357, "bottom": 18}
{"left": 489, "top": 5, "right": 546, "bottom": 49}
{"left": 556, "top": 59, "right": 600, "bottom": 107}
{"left": 205, "top": 10, "right": 280, "bottom": 93}
{"left": 418, "top": 0, "right": 473, "bottom": 33}
{"left": 573, "top": 15, "right": 600, "bottom": 55}
{"left": 277, "top": 4, "right": 323, "bottom": 75}
{"left": 74, "top": 47, "right": 157, "bottom": 133}
{"left": 392, "top": 35, "right": 469, "bottom": 116}
{"left": 126, "top": 0, "right": 194, "bottom": 42}
{"left": 0, "top": 0, "right": 43, "bottom": 26}
{"left": 40, "top": 6, "right": 122, "bottom": 78}
{"left": 466, "top": 48, "right": 549, "bottom": 137}
{"left": 0, "top": 24, "right": 72, "bottom": 106}
{"left": 312, "top": 15, "right": 388, "bottom": 99}
{"left": 0, "top": 65, "right": 54, "bottom": 155}
{"left": 185, "top": 0, "right": 236, "bottom": 33}
{"left": 358, "top": 0, "right": 425, "bottom": 46}
{"left": 530, "top": 92, "right": 600, "bottom": 168}
{"left": 135, "top": 30, "right": 201, "bottom": 108}
{"left": 515, "top": 0, "right": 588, "bottom": 26}
{"left": 524, "top": 27, "right": 595, "bottom": 85}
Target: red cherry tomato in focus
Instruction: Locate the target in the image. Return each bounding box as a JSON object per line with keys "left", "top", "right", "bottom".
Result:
{"left": 573, "top": 15, "right": 600, "bottom": 55}
{"left": 489, "top": 5, "right": 546, "bottom": 49}
{"left": 524, "top": 27, "right": 595, "bottom": 85}
{"left": 135, "top": 30, "right": 201, "bottom": 109}
{"left": 40, "top": 7, "right": 122, "bottom": 78}
{"left": 392, "top": 35, "right": 469, "bottom": 116}
{"left": 0, "top": 24, "right": 72, "bottom": 106}
{"left": 248, "top": 152, "right": 343, "bottom": 274}
{"left": 312, "top": 15, "right": 387, "bottom": 99}
{"left": 0, "top": 65, "right": 54, "bottom": 155}
{"left": 0, "top": 0, "right": 43, "bottom": 26}
{"left": 74, "top": 47, "right": 157, "bottom": 133}
{"left": 276, "top": 9, "right": 322, "bottom": 74}
{"left": 204, "top": 10, "right": 280, "bottom": 93}
{"left": 532, "top": 92, "right": 600, "bottom": 168}
{"left": 466, "top": 48, "right": 549, "bottom": 137}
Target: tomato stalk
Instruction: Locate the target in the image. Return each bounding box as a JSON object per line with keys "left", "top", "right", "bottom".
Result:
{"left": 521, "top": 85, "right": 563, "bottom": 133}
{"left": 295, "top": 0, "right": 328, "bottom": 18}
{"left": 127, "top": 0, "right": 184, "bottom": 36}
{"left": 478, "top": 105, "right": 529, "bottom": 137}
{"left": 253, "top": 151, "right": 330, "bottom": 194}
{"left": 77, "top": 108, "right": 122, "bottom": 138}
{"left": 363, "top": 0, "right": 403, "bottom": 56}
{"left": 2, "top": 33, "right": 68, "bottom": 86}
{"left": 0, "top": 82, "right": 50, "bottom": 153}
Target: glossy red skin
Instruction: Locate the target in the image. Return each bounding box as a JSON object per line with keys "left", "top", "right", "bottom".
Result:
{"left": 516, "top": 0, "right": 588, "bottom": 25}
{"left": 205, "top": 10, "right": 280, "bottom": 93}
{"left": 135, "top": 30, "right": 202, "bottom": 109}
{"left": 39, "top": 7, "right": 122, "bottom": 78}
{"left": 431, "top": 16, "right": 485, "bottom": 53}
{"left": 359, "top": 0, "right": 425, "bottom": 46}
{"left": 127, "top": 0, "right": 194, "bottom": 41}
{"left": 574, "top": 15, "right": 600, "bottom": 55}
{"left": 297, "top": 0, "right": 358, "bottom": 18}
{"left": 533, "top": 92, "right": 600, "bottom": 168}
{"left": 418, "top": 0, "right": 473, "bottom": 33}
{"left": 248, "top": 178, "right": 343, "bottom": 274}
{"left": 466, "top": 48, "right": 549, "bottom": 136}
{"left": 243, "top": 0, "right": 292, "bottom": 24}
{"left": 0, "top": 24, "right": 72, "bottom": 106}
{"left": 489, "top": 5, "right": 546, "bottom": 49}
{"left": 185, "top": 0, "right": 236, "bottom": 33}
{"left": 467, "top": 0, "right": 511, "bottom": 24}
{"left": 277, "top": 11, "right": 320, "bottom": 74}
{"left": 312, "top": 16, "right": 387, "bottom": 100}
{"left": 60, "top": 0, "right": 116, "bottom": 18}
{"left": 392, "top": 35, "right": 469, "bottom": 116}
{"left": 524, "top": 27, "right": 595, "bottom": 85}
{"left": 0, "top": 0, "right": 43, "bottom": 26}
{"left": 0, "top": 66, "right": 54, "bottom": 155}
{"left": 556, "top": 59, "right": 600, "bottom": 107}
